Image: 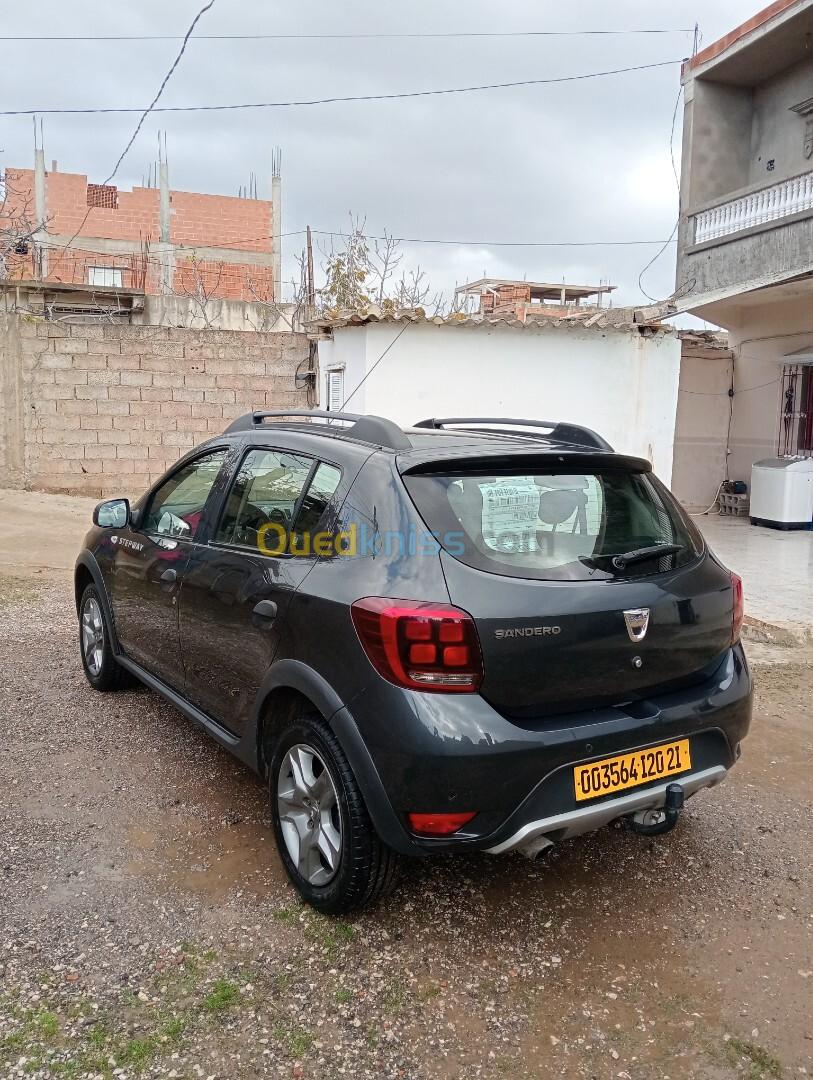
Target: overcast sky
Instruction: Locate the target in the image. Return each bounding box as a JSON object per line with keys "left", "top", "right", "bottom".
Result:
{"left": 1, "top": 1, "right": 762, "bottom": 309}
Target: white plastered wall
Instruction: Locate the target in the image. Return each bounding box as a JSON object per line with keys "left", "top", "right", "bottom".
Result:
{"left": 318, "top": 321, "right": 682, "bottom": 484}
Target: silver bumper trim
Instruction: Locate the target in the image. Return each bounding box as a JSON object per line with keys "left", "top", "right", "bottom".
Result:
{"left": 485, "top": 765, "right": 728, "bottom": 855}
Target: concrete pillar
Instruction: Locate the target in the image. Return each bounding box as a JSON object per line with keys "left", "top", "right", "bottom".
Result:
{"left": 33, "top": 148, "right": 48, "bottom": 279}
{"left": 0, "top": 302, "right": 27, "bottom": 488}
{"left": 158, "top": 161, "right": 174, "bottom": 294}
{"left": 272, "top": 154, "right": 282, "bottom": 302}
{"left": 159, "top": 161, "right": 170, "bottom": 243}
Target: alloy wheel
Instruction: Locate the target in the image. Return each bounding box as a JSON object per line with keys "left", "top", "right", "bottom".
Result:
{"left": 277, "top": 744, "right": 342, "bottom": 886}
{"left": 81, "top": 596, "right": 105, "bottom": 677}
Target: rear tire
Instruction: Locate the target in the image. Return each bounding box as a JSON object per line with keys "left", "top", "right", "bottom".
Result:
{"left": 269, "top": 711, "right": 401, "bottom": 915}
{"left": 78, "top": 584, "right": 130, "bottom": 691}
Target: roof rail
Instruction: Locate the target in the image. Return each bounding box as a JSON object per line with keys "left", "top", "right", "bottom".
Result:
{"left": 413, "top": 417, "right": 613, "bottom": 452}
{"left": 223, "top": 410, "right": 412, "bottom": 451}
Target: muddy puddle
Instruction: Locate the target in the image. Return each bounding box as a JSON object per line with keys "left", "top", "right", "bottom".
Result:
{"left": 127, "top": 816, "right": 288, "bottom": 904}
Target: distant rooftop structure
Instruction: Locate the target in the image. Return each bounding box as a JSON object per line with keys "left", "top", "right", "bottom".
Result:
{"left": 455, "top": 277, "right": 616, "bottom": 321}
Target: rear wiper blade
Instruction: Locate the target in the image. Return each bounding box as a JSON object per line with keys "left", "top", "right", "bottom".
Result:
{"left": 579, "top": 543, "right": 683, "bottom": 571}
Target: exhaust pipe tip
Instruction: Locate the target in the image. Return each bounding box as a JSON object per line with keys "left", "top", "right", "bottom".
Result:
{"left": 518, "top": 835, "right": 554, "bottom": 860}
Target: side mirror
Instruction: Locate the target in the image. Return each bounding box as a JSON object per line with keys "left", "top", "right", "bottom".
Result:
{"left": 93, "top": 498, "right": 130, "bottom": 529}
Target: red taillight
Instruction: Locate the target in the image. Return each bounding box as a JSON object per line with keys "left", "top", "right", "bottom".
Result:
{"left": 407, "top": 811, "right": 477, "bottom": 836}
{"left": 350, "top": 596, "right": 484, "bottom": 693}
{"left": 731, "top": 572, "right": 744, "bottom": 644}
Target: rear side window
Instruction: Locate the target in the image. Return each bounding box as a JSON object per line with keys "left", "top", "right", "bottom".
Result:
{"left": 292, "top": 463, "right": 342, "bottom": 542}
{"left": 403, "top": 468, "right": 703, "bottom": 581}
{"left": 215, "top": 449, "right": 314, "bottom": 549}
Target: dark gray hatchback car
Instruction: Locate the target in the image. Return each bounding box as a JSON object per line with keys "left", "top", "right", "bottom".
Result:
{"left": 75, "top": 411, "right": 752, "bottom": 913}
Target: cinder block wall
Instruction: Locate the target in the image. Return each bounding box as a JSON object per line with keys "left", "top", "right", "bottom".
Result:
{"left": 0, "top": 315, "right": 309, "bottom": 498}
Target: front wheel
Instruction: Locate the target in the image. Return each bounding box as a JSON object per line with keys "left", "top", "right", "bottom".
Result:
{"left": 269, "top": 712, "right": 401, "bottom": 915}
{"left": 78, "top": 584, "right": 130, "bottom": 691}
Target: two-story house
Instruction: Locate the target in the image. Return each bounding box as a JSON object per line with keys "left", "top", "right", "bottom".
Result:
{"left": 672, "top": 0, "right": 813, "bottom": 509}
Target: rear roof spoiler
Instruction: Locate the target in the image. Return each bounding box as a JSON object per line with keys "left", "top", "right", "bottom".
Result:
{"left": 413, "top": 417, "right": 613, "bottom": 452}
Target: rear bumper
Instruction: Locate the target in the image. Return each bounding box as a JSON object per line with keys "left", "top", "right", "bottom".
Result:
{"left": 486, "top": 765, "right": 727, "bottom": 854}
{"left": 337, "top": 643, "right": 752, "bottom": 857}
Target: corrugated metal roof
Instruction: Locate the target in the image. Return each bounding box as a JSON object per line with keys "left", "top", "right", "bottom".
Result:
{"left": 309, "top": 304, "right": 676, "bottom": 336}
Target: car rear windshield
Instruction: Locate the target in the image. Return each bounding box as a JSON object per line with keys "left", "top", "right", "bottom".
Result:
{"left": 403, "top": 466, "right": 704, "bottom": 581}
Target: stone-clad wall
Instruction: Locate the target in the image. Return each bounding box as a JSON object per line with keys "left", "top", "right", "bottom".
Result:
{"left": 0, "top": 315, "right": 309, "bottom": 498}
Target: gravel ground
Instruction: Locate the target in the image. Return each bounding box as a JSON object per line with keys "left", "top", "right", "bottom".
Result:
{"left": 1, "top": 574, "right": 811, "bottom": 1080}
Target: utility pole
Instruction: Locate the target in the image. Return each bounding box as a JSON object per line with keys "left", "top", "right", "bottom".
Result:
{"left": 305, "top": 225, "right": 318, "bottom": 406}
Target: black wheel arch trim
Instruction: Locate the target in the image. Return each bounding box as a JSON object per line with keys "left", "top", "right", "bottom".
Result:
{"left": 74, "top": 552, "right": 121, "bottom": 654}
{"left": 252, "top": 660, "right": 419, "bottom": 856}
{"left": 252, "top": 659, "right": 346, "bottom": 731}
{"left": 329, "top": 706, "right": 420, "bottom": 856}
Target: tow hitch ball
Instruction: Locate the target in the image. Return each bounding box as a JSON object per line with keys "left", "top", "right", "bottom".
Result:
{"left": 627, "top": 783, "right": 685, "bottom": 836}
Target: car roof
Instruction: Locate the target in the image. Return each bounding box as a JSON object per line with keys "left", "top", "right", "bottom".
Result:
{"left": 196, "top": 414, "right": 650, "bottom": 476}
{"left": 222, "top": 411, "right": 616, "bottom": 455}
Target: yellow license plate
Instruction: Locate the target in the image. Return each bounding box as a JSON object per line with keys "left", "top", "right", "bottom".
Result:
{"left": 573, "top": 739, "right": 691, "bottom": 802}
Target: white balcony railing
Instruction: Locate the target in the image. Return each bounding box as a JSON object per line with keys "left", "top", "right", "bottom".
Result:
{"left": 693, "top": 170, "right": 813, "bottom": 245}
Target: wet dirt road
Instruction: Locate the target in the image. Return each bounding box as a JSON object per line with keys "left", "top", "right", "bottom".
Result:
{"left": 1, "top": 575, "right": 811, "bottom": 1079}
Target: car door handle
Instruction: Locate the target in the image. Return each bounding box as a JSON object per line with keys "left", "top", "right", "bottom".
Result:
{"left": 252, "top": 599, "right": 278, "bottom": 625}
{"left": 159, "top": 568, "right": 177, "bottom": 584}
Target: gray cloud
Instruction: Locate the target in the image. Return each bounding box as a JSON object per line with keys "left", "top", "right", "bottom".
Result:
{"left": 1, "top": 1, "right": 759, "bottom": 309}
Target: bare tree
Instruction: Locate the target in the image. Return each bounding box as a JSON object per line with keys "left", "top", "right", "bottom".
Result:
{"left": 0, "top": 167, "right": 39, "bottom": 282}
{"left": 175, "top": 256, "right": 225, "bottom": 328}
{"left": 394, "top": 265, "right": 443, "bottom": 313}
{"left": 314, "top": 216, "right": 461, "bottom": 316}
{"left": 245, "top": 248, "right": 309, "bottom": 332}
{"left": 369, "top": 230, "right": 403, "bottom": 305}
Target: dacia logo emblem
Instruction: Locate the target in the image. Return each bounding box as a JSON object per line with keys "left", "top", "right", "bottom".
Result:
{"left": 623, "top": 608, "right": 650, "bottom": 643}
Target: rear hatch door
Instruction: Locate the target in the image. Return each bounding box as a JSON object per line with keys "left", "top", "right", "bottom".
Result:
{"left": 403, "top": 455, "right": 734, "bottom": 718}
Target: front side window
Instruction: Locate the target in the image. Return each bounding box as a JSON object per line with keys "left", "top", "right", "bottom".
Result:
{"left": 215, "top": 449, "right": 314, "bottom": 550}
{"left": 404, "top": 467, "right": 703, "bottom": 581}
{"left": 142, "top": 449, "right": 228, "bottom": 539}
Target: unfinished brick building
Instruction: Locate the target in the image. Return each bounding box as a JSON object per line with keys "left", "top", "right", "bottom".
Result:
{"left": 455, "top": 278, "right": 616, "bottom": 322}
{"left": 2, "top": 148, "right": 282, "bottom": 307}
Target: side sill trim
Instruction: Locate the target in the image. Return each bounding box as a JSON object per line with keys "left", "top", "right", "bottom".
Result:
{"left": 485, "top": 766, "right": 727, "bottom": 854}
{"left": 116, "top": 655, "right": 241, "bottom": 748}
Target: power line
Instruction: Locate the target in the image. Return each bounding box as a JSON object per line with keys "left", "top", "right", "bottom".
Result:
{"left": 0, "top": 29, "right": 695, "bottom": 42}
{"left": 34, "top": 231, "right": 678, "bottom": 262}
{"left": 637, "top": 82, "right": 684, "bottom": 303}
{"left": 103, "top": 0, "right": 216, "bottom": 185}
{"left": 313, "top": 231, "right": 677, "bottom": 248}
{"left": 0, "top": 59, "right": 683, "bottom": 117}
{"left": 49, "top": 0, "right": 217, "bottom": 275}
{"left": 341, "top": 321, "right": 411, "bottom": 410}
